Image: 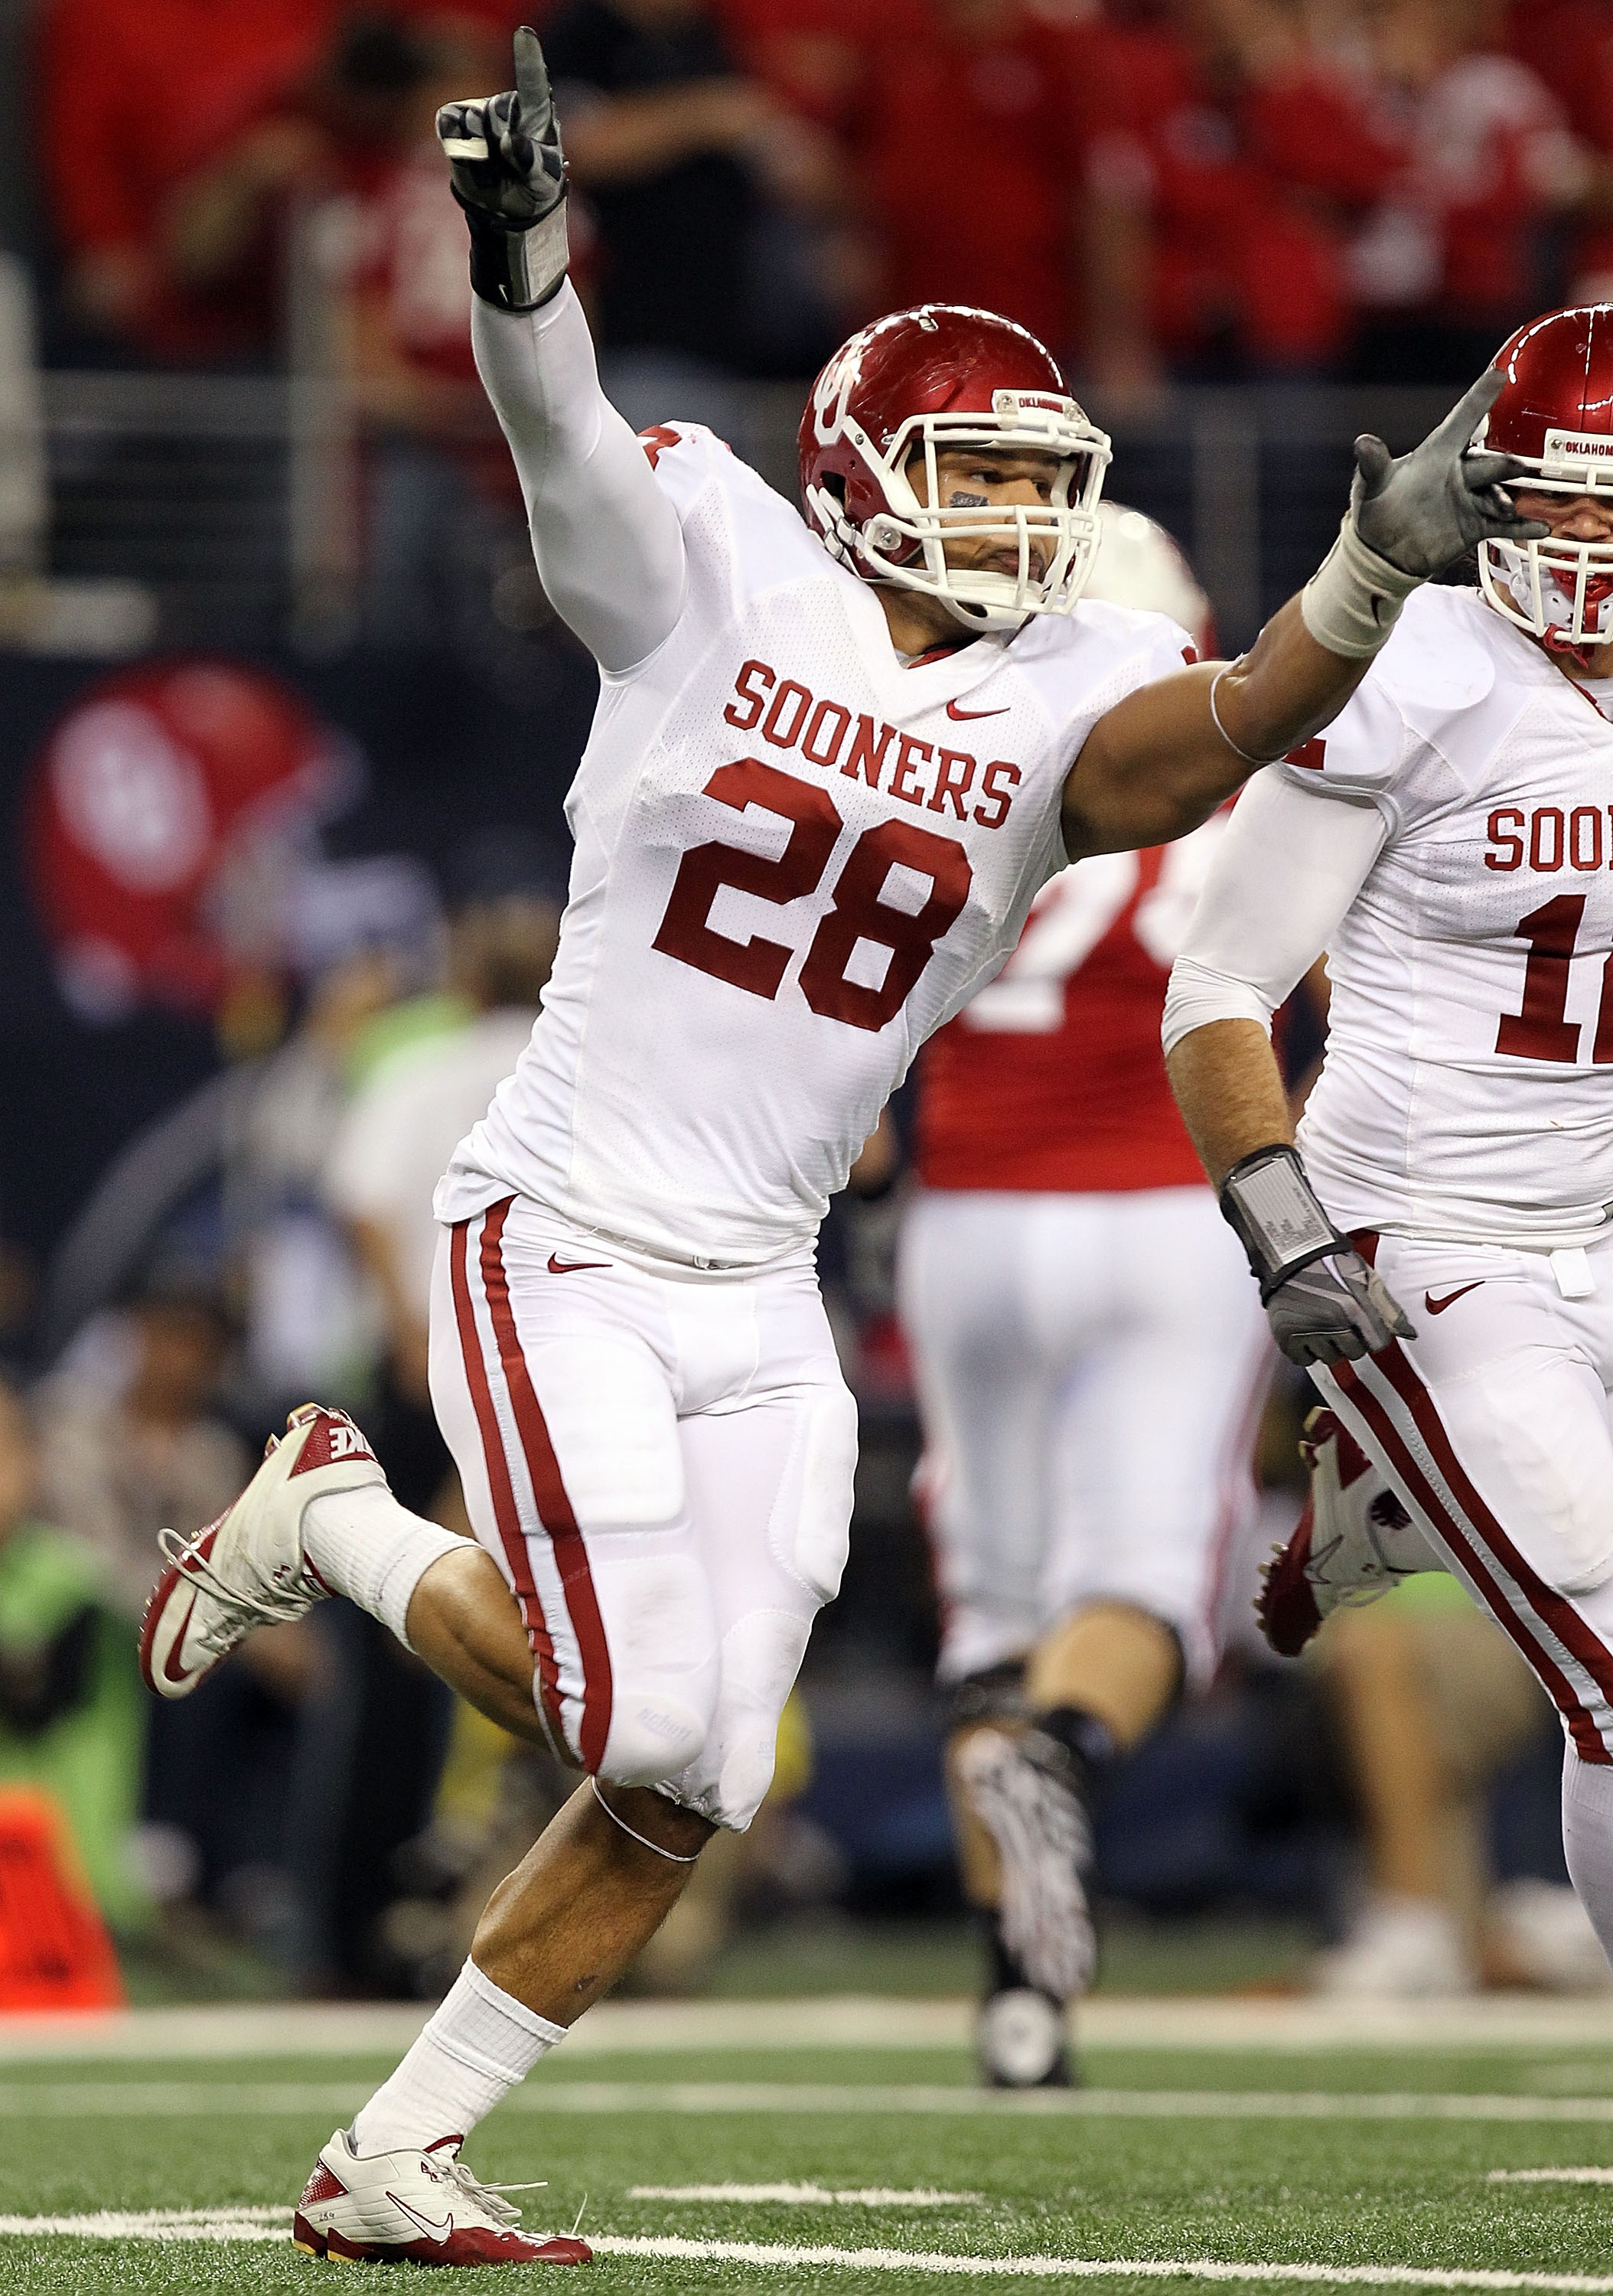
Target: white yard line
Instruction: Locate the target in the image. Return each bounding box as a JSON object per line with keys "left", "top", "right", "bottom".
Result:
{"left": 0, "top": 2211, "right": 1607, "bottom": 2288}
{"left": 5, "top": 1995, "right": 1613, "bottom": 2063}
{"left": 1488, "top": 2169, "right": 1613, "bottom": 2184}
{"left": 586, "top": 2244, "right": 1613, "bottom": 2288}
{"left": 628, "top": 2183, "right": 980, "bottom": 2206}
{"left": 7, "top": 2080, "right": 1613, "bottom": 2122}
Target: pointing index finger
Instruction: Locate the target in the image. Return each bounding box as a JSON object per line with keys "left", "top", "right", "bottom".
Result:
{"left": 513, "top": 24, "right": 551, "bottom": 129}
{"left": 1431, "top": 365, "right": 1506, "bottom": 452}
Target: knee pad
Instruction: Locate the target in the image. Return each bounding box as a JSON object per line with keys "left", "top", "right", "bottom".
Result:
{"left": 588, "top": 1544, "right": 720, "bottom": 1788}
{"left": 598, "top": 1684, "right": 712, "bottom": 1788}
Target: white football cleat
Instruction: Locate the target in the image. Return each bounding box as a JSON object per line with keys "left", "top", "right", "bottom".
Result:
{"left": 1258, "top": 1407, "right": 1442, "bottom": 1657}
{"left": 293, "top": 2129, "right": 591, "bottom": 2265}
{"left": 139, "top": 1403, "right": 385, "bottom": 1699}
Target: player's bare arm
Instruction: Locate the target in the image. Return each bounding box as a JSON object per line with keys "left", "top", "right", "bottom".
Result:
{"left": 1159, "top": 770, "right": 1411, "bottom": 1368}
{"left": 1061, "top": 373, "right": 1549, "bottom": 859}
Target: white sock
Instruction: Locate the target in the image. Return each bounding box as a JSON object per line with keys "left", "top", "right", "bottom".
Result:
{"left": 350, "top": 1958, "right": 565, "bottom": 2154}
{"left": 302, "top": 1484, "right": 465, "bottom": 1650}
{"left": 1562, "top": 1746, "right": 1613, "bottom": 1980}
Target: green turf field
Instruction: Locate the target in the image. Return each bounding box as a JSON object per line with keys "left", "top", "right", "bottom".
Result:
{"left": 3, "top": 2009, "right": 1613, "bottom": 2293}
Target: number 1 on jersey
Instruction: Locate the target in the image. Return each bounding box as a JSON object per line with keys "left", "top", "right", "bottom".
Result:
{"left": 1495, "top": 893, "right": 1613, "bottom": 1064}
{"left": 653, "top": 758, "right": 973, "bottom": 1032}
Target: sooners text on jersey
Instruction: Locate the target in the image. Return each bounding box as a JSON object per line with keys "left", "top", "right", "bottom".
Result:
{"left": 436, "top": 426, "right": 1191, "bottom": 1265}
{"left": 1295, "top": 584, "right": 1613, "bottom": 1247}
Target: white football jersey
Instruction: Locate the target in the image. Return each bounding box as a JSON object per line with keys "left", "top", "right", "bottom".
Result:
{"left": 1293, "top": 585, "right": 1613, "bottom": 1248}
{"left": 437, "top": 426, "right": 1191, "bottom": 1266}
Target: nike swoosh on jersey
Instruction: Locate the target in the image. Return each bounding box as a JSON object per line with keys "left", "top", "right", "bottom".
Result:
{"left": 945, "top": 700, "right": 1009, "bottom": 720}
{"left": 1424, "top": 1282, "right": 1483, "bottom": 1315}
{"left": 547, "top": 1253, "right": 610, "bottom": 1274}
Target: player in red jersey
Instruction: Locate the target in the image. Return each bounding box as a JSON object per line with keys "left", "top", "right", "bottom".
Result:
{"left": 900, "top": 510, "right": 1269, "bottom": 2086}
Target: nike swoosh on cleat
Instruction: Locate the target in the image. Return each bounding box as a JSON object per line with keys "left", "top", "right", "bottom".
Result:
{"left": 1424, "top": 1282, "right": 1483, "bottom": 1315}
{"left": 389, "top": 2196, "right": 455, "bottom": 2238}
{"left": 161, "top": 1584, "right": 199, "bottom": 1683}
{"left": 547, "top": 1254, "right": 610, "bottom": 1274}
{"left": 946, "top": 700, "right": 1009, "bottom": 720}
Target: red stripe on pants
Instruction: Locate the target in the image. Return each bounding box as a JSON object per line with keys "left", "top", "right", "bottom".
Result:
{"left": 480, "top": 1198, "right": 615, "bottom": 1774}
{"left": 1334, "top": 1349, "right": 1612, "bottom": 1764}
{"left": 449, "top": 1215, "right": 562, "bottom": 1741}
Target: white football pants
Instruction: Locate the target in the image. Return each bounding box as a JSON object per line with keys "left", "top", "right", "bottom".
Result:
{"left": 1315, "top": 1228, "right": 1613, "bottom": 1770}
{"left": 428, "top": 1195, "right": 858, "bottom": 1830}
{"left": 896, "top": 1187, "right": 1272, "bottom": 1690}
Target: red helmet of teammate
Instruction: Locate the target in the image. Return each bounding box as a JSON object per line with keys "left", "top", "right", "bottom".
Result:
{"left": 799, "top": 304, "right": 1111, "bottom": 634}
{"left": 1476, "top": 303, "right": 1613, "bottom": 651}
{"left": 27, "top": 659, "right": 345, "bottom": 1020}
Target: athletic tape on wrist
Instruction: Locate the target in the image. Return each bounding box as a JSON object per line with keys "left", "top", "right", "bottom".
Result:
{"left": 464, "top": 196, "right": 569, "bottom": 315}
{"left": 590, "top": 1776, "right": 703, "bottom": 1863}
{"left": 1301, "top": 512, "right": 1423, "bottom": 659}
{"left": 1217, "top": 1142, "right": 1347, "bottom": 1302}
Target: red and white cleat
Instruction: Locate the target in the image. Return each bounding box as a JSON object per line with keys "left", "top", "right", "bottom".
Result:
{"left": 139, "top": 1404, "right": 385, "bottom": 1700}
{"left": 1257, "top": 1407, "right": 1442, "bottom": 1658}
{"left": 292, "top": 2130, "right": 592, "bottom": 2266}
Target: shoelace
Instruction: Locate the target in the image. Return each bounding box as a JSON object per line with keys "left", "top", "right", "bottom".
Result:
{"left": 156, "top": 1524, "right": 324, "bottom": 1642}
{"left": 426, "top": 2155, "right": 548, "bottom": 2229}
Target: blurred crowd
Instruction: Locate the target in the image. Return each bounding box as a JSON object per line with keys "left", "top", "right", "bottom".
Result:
{"left": 23, "top": 0, "right": 1613, "bottom": 397}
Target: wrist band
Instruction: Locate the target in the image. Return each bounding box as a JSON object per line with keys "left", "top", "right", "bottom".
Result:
{"left": 1301, "top": 512, "right": 1422, "bottom": 659}
{"left": 1209, "top": 667, "right": 1283, "bottom": 768}
{"left": 461, "top": 194, "right": 570, "bottom": 315}
{"left": 1217, "top": 1143, "right": 1347, "bottom": 1303}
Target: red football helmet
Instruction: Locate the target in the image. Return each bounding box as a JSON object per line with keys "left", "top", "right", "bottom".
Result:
{"left": 1476, "top": 303, "right": 1613, "bottom": 650}
{"left": 799, "top": 304, "right": 1111, "bottom": 634}
{"left": 27, "top": 660, "right": 344, "bottom": 1019}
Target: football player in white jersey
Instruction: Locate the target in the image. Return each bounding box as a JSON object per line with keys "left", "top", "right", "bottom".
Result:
{"left": 899, "top": 512, "right": 1270, "bottom": 2089}
{"left": 135, "top": 27, "right": 1543, "bottom": 2267}
{"left": 1164, "top": 301, "right": 1613, "bottom": 2006}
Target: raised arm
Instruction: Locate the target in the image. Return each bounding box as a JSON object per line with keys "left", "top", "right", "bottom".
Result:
{"left": 438, "top": 28, "right": 686, "bottom": 672}
{"left": 1160, "top": 774, "right": 1409, "bottom": 1367}
{"left": 1061, "top": 370, "right": 1545, "bottom": 859}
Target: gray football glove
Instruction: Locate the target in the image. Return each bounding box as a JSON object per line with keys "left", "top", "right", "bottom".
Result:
{"left": 1263, "top": 1251, "right": 1416, "bottom": 1369}
{"left": 1351, "top": 367, "right": 1548, "bottom": 579}
{"left": 436, "top": 26, "right": 569, "bottom": 313}
{"left": 1217, "top": 1143, "right": 1416, "bottom": 1368}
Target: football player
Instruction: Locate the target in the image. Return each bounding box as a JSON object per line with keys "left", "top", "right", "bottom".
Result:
{"left": 1164, "top": 302, "right": 1613, "bottom": 2007}
{"left": 899, "top": 510, "right": 1270, "bottom": 2089}
{"left": 138, "top": 27, "right": 1540, "bottom": 2268}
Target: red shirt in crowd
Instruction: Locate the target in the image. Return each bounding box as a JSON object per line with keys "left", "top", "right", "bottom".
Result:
{"left": 826, "top": 0, "right": 1103, "bottom": 359}
{"left": 1507, "top": 0, "right": 1613, "bottom": 295}
{"left": 1083, "top": 18, "right": 1401, "bottom": 370}
{"left": 38, "top": 0, "right": 341, "bottom": 360}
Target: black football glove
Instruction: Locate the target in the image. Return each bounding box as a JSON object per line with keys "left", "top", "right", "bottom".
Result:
{"left": 436, "top": 25, "right": 569, "bottom": 313}
{"left": 1218, "top": 1143, "right": 1416, "bottom": 1369}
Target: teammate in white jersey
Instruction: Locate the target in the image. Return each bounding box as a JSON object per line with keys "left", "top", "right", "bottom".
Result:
{"left": 1164, "top": 301, "right": 1613, "bottom": 2003}
{"left": 135, "top": 27, "right": 1543, "bottom": 2267}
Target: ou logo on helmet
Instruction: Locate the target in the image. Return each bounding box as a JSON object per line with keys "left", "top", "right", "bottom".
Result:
{"left": 50, "top": 700, "right": 211, "bottom": 894}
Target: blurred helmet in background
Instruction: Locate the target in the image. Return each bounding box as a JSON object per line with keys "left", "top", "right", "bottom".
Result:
{"left": 1476, "top": 302, "right": 1613, "bottom": 652}
{"left": 26, "top": 659, "right": 354, "bottom": 1023}
{"left": 799, "top": 302, "right": 1112, "bottom": 634}
{"left": 1081, "top": 501, "right": 1216, "bottom": 654}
